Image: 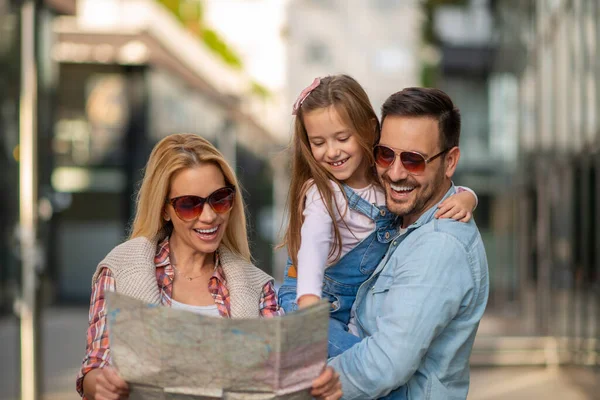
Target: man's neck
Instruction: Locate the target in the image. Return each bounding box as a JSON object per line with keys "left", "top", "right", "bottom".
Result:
{"left": 401, "top": 181, "right": 452, "bottom": 229}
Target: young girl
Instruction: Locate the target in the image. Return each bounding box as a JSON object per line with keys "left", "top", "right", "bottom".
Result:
{"left": 278, "top": 75, "right": 477, "bottom": 357}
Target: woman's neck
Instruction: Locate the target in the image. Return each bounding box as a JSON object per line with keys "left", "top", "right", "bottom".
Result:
{"left": 168, "top": 235, "right": 214, "bottom": 274}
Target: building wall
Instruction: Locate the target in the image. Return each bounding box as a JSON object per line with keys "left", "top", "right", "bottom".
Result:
{"left": 203, "top": 0, "right": 290, "bottom": 143}
{"left": 287, "top": 0, "right": 422, "bottom": 114}
{"left": 0, "top": 0, "right": 21, "bottom": 314}
{"left": 48, "top": 62, "right": 278, "bottom": 302}
{"left": 494, "top": 0, "right": 600, "bottom": 364}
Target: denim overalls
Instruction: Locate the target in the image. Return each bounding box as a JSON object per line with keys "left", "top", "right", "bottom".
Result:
{"left": 278, "top": 184, "right": 398, "bottom": 357}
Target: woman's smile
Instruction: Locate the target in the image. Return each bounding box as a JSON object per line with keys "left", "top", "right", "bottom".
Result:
{"left": 192, "top": 225, "right": 220, "bottom": 241}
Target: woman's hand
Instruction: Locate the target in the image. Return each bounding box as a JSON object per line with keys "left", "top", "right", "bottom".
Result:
{"left": 311, "top": 366, "right": 342, "bottom": 400}
{"left": 435, "top": 190, "right": 476, "bottom": 222}
{"left": 95, "top": 367, "right": 129, "bottom": 400}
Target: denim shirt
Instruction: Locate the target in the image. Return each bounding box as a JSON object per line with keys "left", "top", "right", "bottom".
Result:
{"left": 328, "top": 185, "right": 489, "bottom": 400}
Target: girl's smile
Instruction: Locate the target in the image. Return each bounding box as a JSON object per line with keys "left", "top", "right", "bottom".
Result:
{"left": 303, "top": 106, "right": 369, "bottom": 189}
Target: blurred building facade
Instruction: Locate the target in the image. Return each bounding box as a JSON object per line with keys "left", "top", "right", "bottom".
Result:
{"left": 0, "top": 0, "right": 68, "bottom": 314}
{"left": 1, "top": 0, "right": 284, "bottom": 309}
{"left": 432, "top": 0, "right": 519, "bottom": 314}
{"left": 491, "top": 0, "right": 599, "bottom": 366}
{"left": 0, "top": 0, "right": 20, "bottom": 314}
{"left": 430, "top": 0, "right": 599, "bottom": 368}
{"left": 286, "top": 0, "right": 422, "bottom": 118}
{"left": 203, "top": 0, "right": 290, "bottom": 142}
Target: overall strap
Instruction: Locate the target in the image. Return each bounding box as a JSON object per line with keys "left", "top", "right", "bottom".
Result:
{"left": 341, "top": 185, "right": 400, "bottom": 244}
{"left": 341, "top": 184, "right": 382, "bottom": 220}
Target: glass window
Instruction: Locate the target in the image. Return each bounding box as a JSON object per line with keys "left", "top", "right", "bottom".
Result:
{"left": 373, "top": 47, "right": 413, "bottom": 73}
{"left": 373, "top": 0, "right": 403, "bottom": 11}
{"left": 305, "top": 41, "right": 331, "bottom": 65}
{"left": 306, "top": 0, "right": 335, "bottom": 8}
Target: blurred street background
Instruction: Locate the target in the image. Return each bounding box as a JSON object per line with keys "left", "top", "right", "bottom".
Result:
{"left": 1, "top": 0, "right": 599, "bottom": 399}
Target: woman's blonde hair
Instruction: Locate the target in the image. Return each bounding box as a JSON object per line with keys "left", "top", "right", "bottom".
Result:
{"left": 130, "top": 133, "right": 251, "bottom": 261}
{"left": 283, "top": 74, "right": 380, "bottom": 267}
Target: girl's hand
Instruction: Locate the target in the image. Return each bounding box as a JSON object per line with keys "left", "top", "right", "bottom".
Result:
{"left": 96, "top": 367, "right": 129, "bottom": 400}
{"left": 435, "top": 190, "right": 476, "bottom": 222}
{"left": 297, "top": 294, "right": 320, "bottom": 309}
{"left": 311, "top": 366, "right": 342, "bottom": 400}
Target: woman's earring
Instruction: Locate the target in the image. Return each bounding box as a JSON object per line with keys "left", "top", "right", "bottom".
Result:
{"left": 164, "top": 212, "right": 171, "bottom": 222}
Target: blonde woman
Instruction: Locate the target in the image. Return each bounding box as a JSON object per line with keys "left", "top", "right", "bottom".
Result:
{"left": 77, "top": 134, "right": 341, "bottom": 400}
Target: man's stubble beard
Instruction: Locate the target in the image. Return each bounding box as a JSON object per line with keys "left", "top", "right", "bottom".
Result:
{"left": 385, "top": 166, "right": 446, "bottom": 220}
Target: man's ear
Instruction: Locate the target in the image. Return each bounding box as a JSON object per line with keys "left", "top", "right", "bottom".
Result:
{"left": 444, "top": 146, "right": 460, "bottom": 179}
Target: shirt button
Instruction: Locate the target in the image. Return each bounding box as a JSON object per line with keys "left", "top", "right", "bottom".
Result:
{"left": 385, "top": 232, "right": 390, "bottom": 239}
{"left": 380, "top": 209, "right": 386, "bottom": 216}
{"left": 392, "top": 241, "right": 397, "bottom": 246}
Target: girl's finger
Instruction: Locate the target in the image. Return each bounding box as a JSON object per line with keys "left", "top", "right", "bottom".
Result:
{"left": 436, "top": 202, "right": 453, "bottom": 214}
{"left": 460, "top": 211, "right": 472, "bottom": 223}
{"left": 451, "top": 210, "right": 466, "bottom": 221}
{"left": 437, "top": 206, "right": 458, "bottom": 219}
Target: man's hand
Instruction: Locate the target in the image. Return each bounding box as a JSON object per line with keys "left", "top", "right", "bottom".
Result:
{"left": 95, "top": 366, "right": 129, "bottom": 400}
{"left": 311, "top": 366, "right": 342, "bottom": 400}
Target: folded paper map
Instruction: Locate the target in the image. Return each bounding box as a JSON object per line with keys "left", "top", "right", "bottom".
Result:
{"left": 106, "top": 292, "right": 330, "bottom": 399}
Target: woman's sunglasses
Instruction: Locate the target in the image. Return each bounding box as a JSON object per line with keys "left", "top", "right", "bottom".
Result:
{"left": 373, "top": 144, "right": 449, "bottom": 175}
{"left": 166, "top": 186, "right": 236, "bottom": 221}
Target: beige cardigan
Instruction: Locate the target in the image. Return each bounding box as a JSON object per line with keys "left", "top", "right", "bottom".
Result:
{"left": 92, "top": 237, "right": 274, "bottom": 318}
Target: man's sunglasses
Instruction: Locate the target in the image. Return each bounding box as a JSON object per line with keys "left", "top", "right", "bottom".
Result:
{"left": 166, "top": 186, "right": 236, "bottom": 221}
{"left": 373, "top": 145, "right": 449, "bottom": 175}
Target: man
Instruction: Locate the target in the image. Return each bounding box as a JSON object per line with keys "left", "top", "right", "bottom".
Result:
{"left": 328, "top": 87, "right": 489, "bottom": 399}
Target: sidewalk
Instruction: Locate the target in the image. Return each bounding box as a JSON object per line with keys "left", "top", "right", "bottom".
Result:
{"left": 0, "top": 307, "right": 88, "bottom": 400}
{"left": 1, "top": 307, "right": 598, "bottom": 400}
{"left": 469, "top": 366, "right": 599, "bottom": 399}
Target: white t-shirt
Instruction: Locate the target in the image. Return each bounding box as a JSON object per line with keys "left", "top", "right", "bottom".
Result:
{"left": 296, "top": 180, "right": 386, "bottom": 300}
{"left": 170, "top": 298, "right": 222, "bottom": 317}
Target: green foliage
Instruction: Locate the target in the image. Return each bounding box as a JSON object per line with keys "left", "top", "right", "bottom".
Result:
{"left": 420, "top": 63, "right": 439, "bottom": 88}
{"left": 158, "top": 0, "right": 182, "bottom": 19}
{"left": 251, "top": 81, "right": 271, "bottom": 99}
{"left": 202, "top": 28, "right": 243, "bottom": 70}
{"left": 156, "top": 0, "right": 243, "bottom": 69}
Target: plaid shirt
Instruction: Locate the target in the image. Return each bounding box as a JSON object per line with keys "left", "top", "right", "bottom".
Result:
{"left": 76, "top": 238, "right": 282, "bottom": 398}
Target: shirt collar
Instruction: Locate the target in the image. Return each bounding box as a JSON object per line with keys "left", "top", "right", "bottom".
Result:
{"left": 404, "top": 183, "right": 457, "bottom": 230}
{"left": 154, "top": 237, "right": 171, "bottom": 267}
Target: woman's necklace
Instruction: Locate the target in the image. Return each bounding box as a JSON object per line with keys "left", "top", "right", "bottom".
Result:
{"left": 171, "top": 263, "right": 204, "bottom": 281}
{"left": 169, "top": 248, "right": 209, "bottom": 281}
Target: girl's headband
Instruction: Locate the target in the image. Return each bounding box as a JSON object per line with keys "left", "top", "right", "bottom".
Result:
{"left": 292, "top": 77, "right": 321, "bottom": 115}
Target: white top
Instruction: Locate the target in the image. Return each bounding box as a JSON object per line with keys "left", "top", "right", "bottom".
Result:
{"left": 296, "top": 180, "right": 386, "bottom": 300}
{"left": 170, "top": 298, "right": 222, "bottom": 317}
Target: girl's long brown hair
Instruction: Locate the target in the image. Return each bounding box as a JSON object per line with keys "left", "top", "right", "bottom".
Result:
{"left": 283, "top": 74, "right": 380, "bottom": 267}
{"left": 130, "top": 133, "right": 251, "bottom": 261}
